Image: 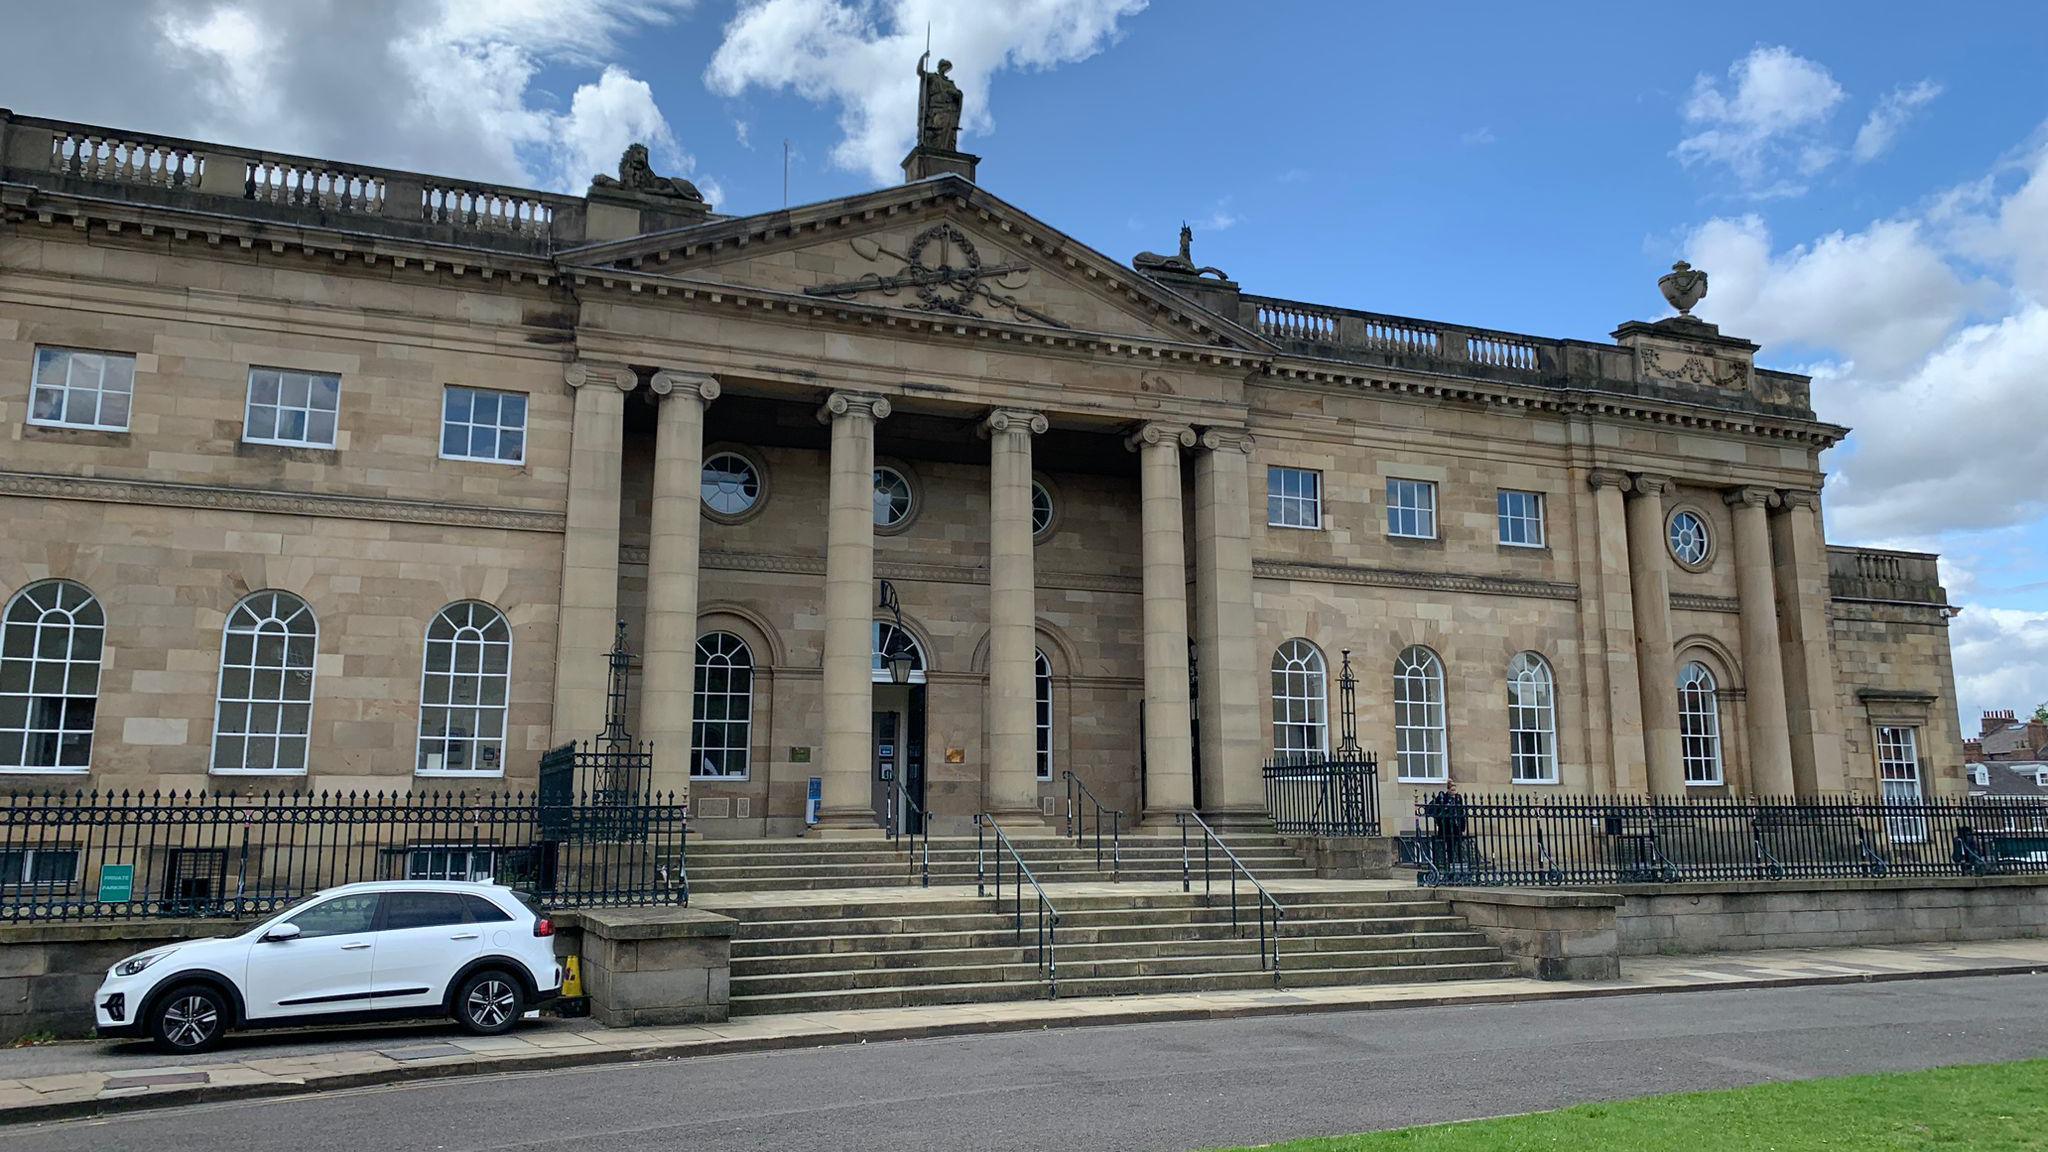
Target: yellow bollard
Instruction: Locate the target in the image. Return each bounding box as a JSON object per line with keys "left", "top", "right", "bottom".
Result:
{"left": 560, "top": 954, "right": 584, "bottom": 998}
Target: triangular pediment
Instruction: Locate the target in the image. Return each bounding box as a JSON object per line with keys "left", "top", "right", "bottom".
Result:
{"left": 557, "top": 177, "right": 1264, "bottom": 350}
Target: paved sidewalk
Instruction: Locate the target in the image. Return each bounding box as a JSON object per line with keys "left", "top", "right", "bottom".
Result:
{"left": 4, "top": 937, "right": 2044, "bottom": 1125}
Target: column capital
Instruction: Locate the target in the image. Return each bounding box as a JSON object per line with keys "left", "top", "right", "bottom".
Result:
{"left": 1627, "top": 472, "right": 1672, "bottom": 498}
{"left": 1778, "top": 487, "right": 1822, "bottom": 510}
{"left": 1587, "top": 468, "right": 1631, "bottom": 492}
{"left": 564, "top": 361, "right": 636, "bottom": 392}
{"left": 979, "top": 407, "right": 1049, "bottom": 438}
{"left": 1197, "top": 427, "right": 1255, "bottom": 454}
{"left": 816, "top": 390, "right": 892, "bottom": 424}
{"left": 649, "top": 369, "right": 721, "bottom": 404}
{"left": 1722, "top": 485, "right": 1780, "bottom": 509}
{"left": 1124, "top": 421, "right": 1196, "bottom": 452}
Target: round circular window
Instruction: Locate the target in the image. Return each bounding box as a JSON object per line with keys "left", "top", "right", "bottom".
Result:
{"left": 872, "top": 466, "right": 914, "bottom": 529}
{"left": 1031, "top": 480, "right": 1054, "bottom": 539}
{"left": 1668, "top": 509, "right": 1711, "bottom": 567}
{"left": 701, "top": 451, "right": 761, "bottom": 518}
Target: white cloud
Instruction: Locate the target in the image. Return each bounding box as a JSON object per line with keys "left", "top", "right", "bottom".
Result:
{"left": 1677, "top": 45, "right": 1844, "bottom": 191}
{"left": 1461, "top": 127, "right": 1496, "bottom": 147}
{"left": 1951, "top": 607, "right": 2048, "bottom": 734}
{"left": 1, "top": 1, "right": 701, "bottom": 195}
{"left": 705, "top": 0, "right": 1146, "bottom": 185}
{"left": 1199, "top": 197, "right": 1238, "bottom": 232}
{"left": 1854, "top": 80, "right": 1942, "bottom": 163}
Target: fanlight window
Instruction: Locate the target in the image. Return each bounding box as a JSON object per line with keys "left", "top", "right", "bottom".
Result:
{"left": 1507, "top": 652, "right": 1557, "bottom": 784}
{"left": 1678, "top": 661, "right": 1723, "bottom": 785}
{"left": 1394, "top": 645, "right": 1448, "bottom": 781}
{"left": 0, "top": 580, "right": 104, "bottom": 771}
{"left": 417, "top": 602, "right": 511, "bottom": 775}
{"left": 213, "top": 591, "right": 318, "bottom": 773}
{"left": 1270, "top": 639, "right": 1328, "bottom": 760}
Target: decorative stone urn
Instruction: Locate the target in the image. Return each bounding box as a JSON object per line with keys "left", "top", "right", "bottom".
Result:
{"left": 1658, "top": 260, "right": 1709, "bottom": 316}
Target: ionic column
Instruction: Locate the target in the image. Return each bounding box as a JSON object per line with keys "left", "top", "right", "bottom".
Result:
{"left": 551, "top": 361, "right": 636, "bottom": 743}
{"left": 1127, "top": 421, "right": 1197, "bottom": 817}
{"left": 814, "top": 391, "right": 891, "bottom": 831}
{"left": 1588, "top": 470, "right": 1646, "bottom": 792}
{"left": 1771, "top": 489, "right": 1844, "bottom": 794}
{"left": 982, "top": 407, "right": 1048, "bottom": 820}
{"left": 1192, "top": 428, "right": 1264, "bottom": 814}
{"left": 1726, "top": 486, "right": 1797, "bottom": 795}
{"left": 1624, "top": 473, "right": 1684, "bottom": 794}
{"left": 642, "top": 370, "right": 721, "bottom": 795}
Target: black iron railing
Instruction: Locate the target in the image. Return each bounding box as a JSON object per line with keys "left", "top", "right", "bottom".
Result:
{"left": 1062, "top": 771, "right": 1122, "bottom": 880}
{"left": 0, "top": 787, "right": 688, "bottom": 922}
{"left": 884, "top": 776, "right": 930, "bottom": 888}
{"left": 1178, "top": 811, "right": 1284, "bottom": 981}
{"left": 975, "top": 813, "right": 1059, "bottom": 997}
{"left": 1405, "top": 793, "right": 2048, "bottom": 887}
{"left": 1264, "top": 754, "right": 1381, "bottom": 837}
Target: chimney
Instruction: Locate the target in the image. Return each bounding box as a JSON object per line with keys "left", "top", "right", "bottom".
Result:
{"left": 1982, "top": 709, "right": 2017, "bottom": 737}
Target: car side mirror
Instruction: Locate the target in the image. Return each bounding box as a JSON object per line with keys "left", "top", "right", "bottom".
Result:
{"left": 262, "top": 923, "right": 302, "bottom": 943}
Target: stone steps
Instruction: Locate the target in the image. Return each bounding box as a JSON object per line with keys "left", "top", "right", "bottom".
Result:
{"left": 731, "top": 917, "right": 1478, "bottom": 957}
{"left": 735, "top": 931, "right": 1497, "bottom": 975}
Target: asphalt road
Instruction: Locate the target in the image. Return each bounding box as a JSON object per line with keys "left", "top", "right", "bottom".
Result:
{"left": 15, "top": 974, "right": 2048, "bottom": 1152}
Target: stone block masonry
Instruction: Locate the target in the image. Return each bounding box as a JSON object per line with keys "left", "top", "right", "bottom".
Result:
{"left": 556, "top": 906, "right": 736, "bottom": 1027}
{"left": 1614, "top": 875, "right": 2048, "bottom": 955}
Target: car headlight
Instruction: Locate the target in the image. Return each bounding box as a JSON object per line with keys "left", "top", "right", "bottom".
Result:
{"left": 114, "top": 949, "right": 175, "bottom": 977}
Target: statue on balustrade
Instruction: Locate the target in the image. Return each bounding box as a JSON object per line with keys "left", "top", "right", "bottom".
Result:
{"left": 591, "top": 143, "right": 704, "bottom": 203}
{"left": 916, "top": 52, "right": 964, "bottom": 152}
{"left": 1133, "top": 223, "right": 1230, "bottom": 280}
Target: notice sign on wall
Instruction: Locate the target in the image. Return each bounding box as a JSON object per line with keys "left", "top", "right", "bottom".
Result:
{"left": 97, "top": 864, "right": 135, "bottom": 903}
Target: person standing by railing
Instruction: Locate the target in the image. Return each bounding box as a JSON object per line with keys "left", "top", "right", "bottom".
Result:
{"left": 1421, "top": 780, "right": 1468, "bottom": 876}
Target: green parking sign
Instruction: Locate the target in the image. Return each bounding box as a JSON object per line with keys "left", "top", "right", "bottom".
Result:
{"left": 97, "top": 865, "right": 134, "bottom": 903}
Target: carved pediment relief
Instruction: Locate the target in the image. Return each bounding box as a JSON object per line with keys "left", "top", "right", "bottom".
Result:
{"left": 802, "top": 221, "right": 1070, "bottom": 328}
{"left": 1639, "top": 344, "right": 1748, "bottom": 390}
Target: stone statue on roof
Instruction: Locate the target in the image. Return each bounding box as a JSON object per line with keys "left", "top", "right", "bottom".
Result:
{"left": 1133, "top": 223, "right": 1230, "bottom": 280}
{"left": 591, "top": 143, "right": 704, "bottom": 203}
{"left": 916, "top": 52, "right": 964, "bottom": 152}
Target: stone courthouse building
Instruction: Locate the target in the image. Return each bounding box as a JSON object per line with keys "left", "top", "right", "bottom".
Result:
{"left": 0, "top": 94, "right": 1965, "bottom": 840}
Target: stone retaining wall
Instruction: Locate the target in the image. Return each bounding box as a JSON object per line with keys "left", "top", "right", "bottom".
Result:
{"left": 1436, "top": 888, "right": 1622, "bottom": 980}
{"left": 1614, "top": 875, "right": 2048, "bottom": 954}
{"left": 0, "top": 919, "right": 241, "bottom": 1042}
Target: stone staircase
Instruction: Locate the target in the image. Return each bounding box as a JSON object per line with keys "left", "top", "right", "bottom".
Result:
{"left": 684, "top": 830, "right": 1517, "bottom": 1016}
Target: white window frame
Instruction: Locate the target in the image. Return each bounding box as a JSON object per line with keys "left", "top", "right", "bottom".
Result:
{"left": 439, "top": 386, "right": 528, "bottom": 465}
{"left": 1394, "top": 645, "right": 1448, "bottom": 781}
{"left": 0, "top": 846, "right": 81, "bottom": 888}
{"left": 1, "top": 579, "right": 104, "bottom": 773}
{"left": 1031, "top": 480, "right": 1055, "bottom": 538}
{"left": 416, "top": 601, "right": 512, "bottom": 778}
{"left": 870, "top": 621, "right": 927, "bottom": 684}
{"left": 210, "top": 590, "right": 319, "bottom": 775}
{"left": 1677, "top": 661, "right": 1723, "bottom": 786}
{"left": 406, "top": 846, "right": 497, "bottom": 882}
{"left": 1386, "top": 478, "right": 1438, "bottom": 540}
{"left": 1266, "top": 467, "right": 1323, "bottom": 530}
{"left": 1270, "top": 639, "right": 1329, "bottom": 761}
{"left": 1507, "top": 652, "right": 1558, "bottom": 784}
{"left": 691, "top": 631, "right": 754, "bottom": 780}
{"left": 1875, "top": 725, "right": 1925, "bottom": 843}
{"left": 1035, "top": 648, "right": 1054, "bottom": 781}
{"left": 1497, "top": 489, "right": 1546, "bottom": 548}
{"left": 29, "top": 347, "right": 135, "bottom": 432}
{"left": 1668, "top": 509, "right": 1712, "bottom": 567}
{"left": 243, "top": 366, "right": 341, "bottom": 449}
{"left": 872, "top": 466, "right": 914, "bottom": 529}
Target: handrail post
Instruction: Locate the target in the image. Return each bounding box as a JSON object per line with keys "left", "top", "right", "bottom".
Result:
{"left": 976, "top": 814, "right": 986, "bottom": 898}
{"left": 1179, "top": 813, "right": 1191, "bottom": 893}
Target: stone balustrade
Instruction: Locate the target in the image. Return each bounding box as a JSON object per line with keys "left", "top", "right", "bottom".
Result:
{"left": 1828, "top": 546, "right": 1948, "bottom": 607}
{"left": 1253, "top": 299, "right": 1340, "bottom": 342}
{"left": 3, "top": 111, "right": 584, "bottom": 248}
{"left": 1243, "top": 293, "right": 1559, "bottom": 376}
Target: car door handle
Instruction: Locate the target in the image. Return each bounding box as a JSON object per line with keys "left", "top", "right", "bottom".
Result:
{"left": 340, "top": 942, "right": 371, "bottom": 951}
{"left": 450, "top": 932, "right": 480, "bottom": 940}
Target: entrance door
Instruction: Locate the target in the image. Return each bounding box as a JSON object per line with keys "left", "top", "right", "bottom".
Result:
{"left": 871, "top": 710, "right": 900, "bottom": 827}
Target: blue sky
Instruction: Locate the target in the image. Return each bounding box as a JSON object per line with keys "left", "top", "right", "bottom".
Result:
{"left": 9, "top": 0, "right": 2048, "bottom": 730}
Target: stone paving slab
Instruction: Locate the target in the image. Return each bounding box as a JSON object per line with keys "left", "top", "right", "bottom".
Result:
{"left": 4, "top": 937, "right": 2045, "bottom": 1127}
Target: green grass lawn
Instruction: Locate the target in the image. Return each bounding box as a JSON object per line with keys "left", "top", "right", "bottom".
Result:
{"left": 1226, "top": 1060, "right": 2048, "bottom": 1151}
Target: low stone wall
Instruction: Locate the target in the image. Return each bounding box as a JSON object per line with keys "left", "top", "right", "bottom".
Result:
{"left": 553, "top": 906, "right": 736, "bottom": 1027}
{"left": 1437, "top": 888, "right": 1621, "bottom": 980}
{"left": 1282, "top": 836, "right": 1394, "bottom": 880}
{"left": 1614, "top": 875, "right": 2048, "bottom": 955}
{"left": 0, "top": 918, "right": 245, "bottom": 1042}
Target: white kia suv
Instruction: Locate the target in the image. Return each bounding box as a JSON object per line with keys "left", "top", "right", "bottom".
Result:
{"left": 93, "top": 880, "right": 563, "bottom": 1053}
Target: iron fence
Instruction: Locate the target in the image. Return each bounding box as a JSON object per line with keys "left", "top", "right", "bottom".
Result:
{"left": 0, "top": 785, "right": 688, "bottom": 923}
{"left": 1264, "top": 754, "right": 1381, "bottom": 837}
{"left": 1404, "top": 793, "right": 2048, "bottom": 887}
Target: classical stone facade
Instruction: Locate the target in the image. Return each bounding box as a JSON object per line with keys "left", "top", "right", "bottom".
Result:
{"left": 0, "top": 110, "right": 1963, "bottom": 838}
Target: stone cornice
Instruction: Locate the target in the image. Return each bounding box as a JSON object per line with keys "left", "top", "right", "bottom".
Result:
{"left": 631, "top": 547, "right": 1143, "bottom": 595}
{"left": 1250, "top": 558, "right": 1579, "bottom": 602}
{"left": 0, "top": 469, "right": 565, "bottom": 533}
{"left": 1671, "top": 593, "right": 1741, "bottom": 615}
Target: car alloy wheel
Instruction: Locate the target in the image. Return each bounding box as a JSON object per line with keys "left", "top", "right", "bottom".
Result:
{"left": 465, "top": 977, "right": 517, "bottom": 1030}
{"left": 153, "top": 986, "right": 226, "bottom": 1052}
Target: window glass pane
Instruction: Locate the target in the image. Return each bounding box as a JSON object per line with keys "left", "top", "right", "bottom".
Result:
{"left": 1, "top": 581, "right": 105, "bottom": 770}
{"left": 416, "top": 602, "right": 511, "bottom": 775}
{"left": 382, "top": 891, "right": 470, "bottom": 930}
{"left": 288, "top": 893, "right": 379, "bottom": 938}
{"left": 445, "top": 388, "right": 473, "bottom": 424}
{"left": 690, "top": 632, "right": 754, "bottom": 777}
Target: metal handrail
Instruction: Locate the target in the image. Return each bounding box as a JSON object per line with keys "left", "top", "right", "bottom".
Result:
{"left": 883, "top": 776, "right": 931, "bottom": 888}
{"left": 1061, "top": 771, "right": 1123, "bottom": 880}
{"left": 975, "top": 813, "right": 1059, "bottom": 998}
{"left": 1176, "top": 811, "right": 1285, "bottom": 982}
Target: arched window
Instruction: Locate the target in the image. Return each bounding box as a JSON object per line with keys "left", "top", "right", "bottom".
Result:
{"left": 870, "top": 621, "right": 927, "bottom": 683}
{"left": 1507, "top": 652, "right": 1558, "bottom": 784}
{"left": 1678, "top": 661, "right": 1723, "bottom": 785}
{"left": 213, "top": 591, "right": 318, "bottom": 774}
{"left": 692, "top": 632, "right": 754, "bottom": 779}
{"left": 417, "top": 601, "right": 511, "bottom": 775}
{"left": 1, "top": 580, "right": 103, "bottom": 771}
{"left": 1270, "top": 640, "right": 1328, "bottom": 761}
{"left": 1394, "top": 645, "right": 1448, "bottom": 781}
{"left": 1035, "top": 648, "right": 1054, "bottom": 780}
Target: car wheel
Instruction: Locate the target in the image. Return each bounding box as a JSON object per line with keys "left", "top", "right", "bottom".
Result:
{"left": 150, "top": 984, "right": 229, "bottom": 1054}
{"left": 455, "top": 970, "right": 523, "bottom": 1035}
